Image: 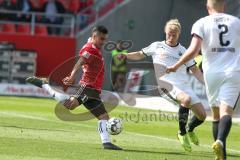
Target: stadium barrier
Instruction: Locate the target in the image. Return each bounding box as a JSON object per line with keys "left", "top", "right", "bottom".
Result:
{"left": 0, "top": 83, "right": 50, "bottom": 97}
{"left": 0, "top": 34, "right": 76, "bottom": 77}
{"left": 1, "top": 78, "right": 239, "bottom": 119}
{"left": 0, "top": 49, "right": 37, "bottom": 84}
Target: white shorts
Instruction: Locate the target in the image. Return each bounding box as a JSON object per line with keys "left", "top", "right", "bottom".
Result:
{"left": 204, "top": 71, "right": 240, "bottom": 108}
{"left": 169, "top": 83, "right": 201, "bottom": 105}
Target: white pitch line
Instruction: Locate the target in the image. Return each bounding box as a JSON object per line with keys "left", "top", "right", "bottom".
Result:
{"left": 0, "top": 111, "right": 48, "bottom": 121}
{"left": 125, "top": 132, "right": 240, "bottom": 154}
{"left": 1, "top": 111, "right": 239, "bottom": 154}
{"left": 0, "top": 111, "right": 95, "bottom": 129}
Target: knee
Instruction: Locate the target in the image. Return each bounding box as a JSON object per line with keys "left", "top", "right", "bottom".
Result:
{"left": 220, "top": 104, "right": 234, "bottom": 117}
{"left": 192, "top": 104, "right": 207, "bottom": 121}
{"left": 64, "top": 97, "right": 79, "bottom": 110}
{"left": 180, "top": 95, "right": 191, "bottom": 107}
{"left": 198, "top": 111, "right": 207, "bottom": 121}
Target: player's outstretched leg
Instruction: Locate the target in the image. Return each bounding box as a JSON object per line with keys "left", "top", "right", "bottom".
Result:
{"left": 26, "top": 76, "right": 47, "bottom": 88}
{"left": 26, "top": 76, "right": 70, "bottom": 103}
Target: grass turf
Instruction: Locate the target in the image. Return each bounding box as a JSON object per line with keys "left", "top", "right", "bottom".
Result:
{"left": 0, "top": 96, "right": 239, "bottom": 160}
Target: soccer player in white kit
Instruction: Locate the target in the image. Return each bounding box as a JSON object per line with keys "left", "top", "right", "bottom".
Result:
{"left": 119, "top": 19, "right": 206, "bottom": 152}
{"left": 166, "top": 0, "right": 240, "bottom": 159}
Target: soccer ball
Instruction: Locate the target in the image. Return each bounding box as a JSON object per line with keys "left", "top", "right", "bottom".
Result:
{"left": 106, "top": 117, "right": 123, "bottom": 135}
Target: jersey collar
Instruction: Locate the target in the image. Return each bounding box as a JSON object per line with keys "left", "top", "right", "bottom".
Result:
{"left": 164, "top": 41, "right": 179, "bottom": 47}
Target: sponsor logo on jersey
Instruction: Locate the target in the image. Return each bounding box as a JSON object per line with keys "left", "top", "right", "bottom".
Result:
{"left": 82, "top": 51, "right": 90, "bottom": 59}
{"left": 211, "top": 47, "right": 235, "bottom": 53}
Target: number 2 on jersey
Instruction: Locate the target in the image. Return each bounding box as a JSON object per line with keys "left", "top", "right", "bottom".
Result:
{"left": 218, "top": 24, "right": 230, "bottom": 46}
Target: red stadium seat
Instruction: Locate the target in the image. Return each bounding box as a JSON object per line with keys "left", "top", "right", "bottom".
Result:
{"left": 87, "top": 0, "right": 94, "bottom": 7}
{"left": 35, "top": 25, "right": 48, "bottom": 36}
{"left": 69, "top": 0, "right": 80, "bottom": 14}
{"left": 40, "top": 0, "right": 47, "bottom": 7}
{"left": 58, "top": 0, "right": 71, "bottom": 10}
{"left": 2, "top": 24, "right": 16, "bottom": 33}
{"left": 30, "top": 0, "right": 41, "bottom": 9}
{"left": 17, "top": 24, "right": 31, "bottom": 34}
{"left": 11, "top": 0, "right": 17, "bottom": 4}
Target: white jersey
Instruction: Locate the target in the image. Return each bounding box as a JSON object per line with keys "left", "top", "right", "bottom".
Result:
{"left": 142, "top": 41, "right": 196, "bottom": 85}
{"left": 191, "top": 13, "right": 240, "bottom": 73}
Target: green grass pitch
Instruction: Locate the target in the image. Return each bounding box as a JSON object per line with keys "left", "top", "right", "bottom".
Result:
{"left": 0, "top": 96, "right": 239, "bottom": 160}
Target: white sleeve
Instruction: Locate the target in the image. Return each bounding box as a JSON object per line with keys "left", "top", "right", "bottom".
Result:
{"left": 185, "top": 59, "right": 196, "bottom": 68}
{"left": 191, "top": 18, "right": 204, "bottom": 39}
{"left": 141, "top": 42, "right": 157, "bottom": 56}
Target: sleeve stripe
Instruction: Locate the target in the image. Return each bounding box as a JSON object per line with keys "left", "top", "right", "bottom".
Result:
{"left": 192, "top": 33, "right": 203, "bottom": 40}
{"left": 141, "top": 49, "right": 148, "bottom": 57}
{"left": 186, "top": 61, "right": 197, "bottom": 69}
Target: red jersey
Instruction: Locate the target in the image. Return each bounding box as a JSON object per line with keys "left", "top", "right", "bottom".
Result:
{"left": 79, "top": 42, "right": 104, "bottom": 92}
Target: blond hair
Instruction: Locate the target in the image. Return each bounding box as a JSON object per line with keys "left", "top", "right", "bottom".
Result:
{"left": 207, "top": 0, "right": 225, "bottom": 9}
{"left": 164, "top": 19, "right": 181, "bottom": 33}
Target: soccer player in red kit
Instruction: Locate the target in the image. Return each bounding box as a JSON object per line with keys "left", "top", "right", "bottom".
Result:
{"left": 26, "top": 26, "right": 122, "bottom": 150}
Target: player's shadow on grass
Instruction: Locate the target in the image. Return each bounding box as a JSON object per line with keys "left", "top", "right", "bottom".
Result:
{"left": 123, "top": 149, "right": 216, "bottom": 158}
{"left": 123, "top": 148, "right": 186, "bottom": 156}
{"left": 1, "top": 125, "right": 74, "bottom": 133}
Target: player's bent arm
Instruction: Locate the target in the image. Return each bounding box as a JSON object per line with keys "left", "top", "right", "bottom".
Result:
{"left": 189, "top": 65, "right": 204, "bottom": 84}
{"left": 126, "top": 51, "right": 146, "bottom": 60}
{"left": 63, "top": 57, "right": 86, "bottom": 85}
{"left": 172, "top": 35, "right": 202, "bottom": 71}
{"left": 70, "top": 56, "right": 87, "bottom": 78}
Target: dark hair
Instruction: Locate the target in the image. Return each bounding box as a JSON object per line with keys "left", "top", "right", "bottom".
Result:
{"left": 92, "top": 25, "right": 108, "bottom": 35}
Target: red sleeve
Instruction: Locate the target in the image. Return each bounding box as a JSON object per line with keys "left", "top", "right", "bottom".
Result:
{"left": 79, "top": 47, "right": 98, "bottom": 64}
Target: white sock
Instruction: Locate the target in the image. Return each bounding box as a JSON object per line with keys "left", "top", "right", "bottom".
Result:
{"left": 98, "top": 120, "right": 110, "bottom": 143}
{"left": 42, "top": 84, "right": 70, "bottom": 103}
{"left": 216, "top": 139, "right": 224, "bottom": 147}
